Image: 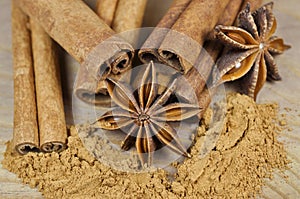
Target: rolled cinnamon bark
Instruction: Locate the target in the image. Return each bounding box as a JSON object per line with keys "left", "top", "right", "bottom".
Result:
{"left": 176, "top": 0, "right": 244, "bottom": 112}
{"left": 11, "top": 1, "right": 39, "bottom": 154}
{"left": 177, "top": 0, "right": 263, "bottom": 117}
{"left": 112, "top": 0, "right": 147, "bottom": 44}
{"left": 96, "top": 0, "right": 147, "bottom": 38}
{"left": 30, "top": 20, "right": 67, "bottom": 153}
{"left": 75, "top": 0, "right": 148, "bottom": 106}
{"left": 112, "top": 0, "right": 147, "bottom": 46}
{"left": 17, "top": 0, "right": 134, "bottom": 75}
{"left": 17, "top": 0, "right": 134, "bottom": 105}
{"left": 96, "top": 0, "right": 118, "bottom": 26}
{"left": 112, "top": 0, "right": 147, "bottom": 32}
{"left": 75, "top": 65, "right": 122, "bottom": 105}
{"left": 139, "top": 0, "right": 192, "bottom": 63}
{"left": 158, "top": 0, "right": 231, "bottom": 74}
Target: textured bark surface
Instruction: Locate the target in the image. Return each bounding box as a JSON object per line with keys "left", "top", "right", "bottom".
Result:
{"left": 17, "top": 0, "right": 134, "bottom": 80}
{"left": 139, "top": 0, "right": 192, "bottom": 63}
{"left": 176, "top": 0, "right": 245, "bottom": 111}
{"left": 158, "top": 0, "right": 230, "bottom": 74}
{"left": 75, "top": 0, "right": 147, "bottom": 106}
{"left": 30, "top": 20, "right": 67, "bottom": 153}
{"left": 112, "top": 0, "right": 147, "bottom": 34}
{"left": 11, "top": 1, "right": 39, "bottom": 154}
{"left": 96, "top": 0, "right": 118, "bottom": 26}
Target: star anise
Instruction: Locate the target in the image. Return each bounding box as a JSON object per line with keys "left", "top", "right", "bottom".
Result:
{"left": 213, "top": 2, "right": 291, "bottom": 99}
{"left": 94, "top": 62, "right": 201, "bottom": 166}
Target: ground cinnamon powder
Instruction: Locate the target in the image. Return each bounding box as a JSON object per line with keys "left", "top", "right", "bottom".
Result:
{"left": 2, "top": 93, "right": 288, "bottom": 198}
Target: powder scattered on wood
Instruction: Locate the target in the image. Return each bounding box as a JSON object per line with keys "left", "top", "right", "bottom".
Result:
{"left": 2, "top": 93, "right": 288, "bottom": 198}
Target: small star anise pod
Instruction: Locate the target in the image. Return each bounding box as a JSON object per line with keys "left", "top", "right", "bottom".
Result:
{"left": 213, "top": 2, "right": 291, "bottom": 99}
{"left": 94, "top": 62, "right": 201, "bottom": 166}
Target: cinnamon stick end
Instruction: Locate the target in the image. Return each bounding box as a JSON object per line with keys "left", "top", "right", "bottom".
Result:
{"left": 15, "top": 143, "right": 40, "bottom": 155}
{"left": 41, "top": 142, "right": 67, "bottom": 153}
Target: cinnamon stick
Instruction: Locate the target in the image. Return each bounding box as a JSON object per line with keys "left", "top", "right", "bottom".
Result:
{"left": 159, "top": 0, "right": 232, "bottom": 74}
{"left": 30, "top": 20, "right": 67, "bottom": 153}
{"left": 111, "top": 0, "right": 147, "bottom": 45}
{"left": 96, "top": 0, "right": 118, "bottom": 26}
{"left": 178, "top": 0, "right": 263, "bottom": 117}
{"left": 96, "top": 0, "right": 147, "bottom": 37}
{"left": 112, "top": 0, "right": 147, "bottom": 34}
{"left": 176, "top": 0, "right": 244, "bottom": 115}
{"left": 11, "top": 1, "right": 39, "bottom": 154}
{"left": 75, "top": 66, "right": 121, "bottom": 106}
{"left": 17, "top": 0, "right": 134, "bottom": 105}
{"left": 138, "top": 0, "right": 192, "bottom": 63}
{"left": 76, "top": 0, "right": 147, "bottom": 106}
{"left": 17, "top": 0, "right": 134, "bottom": 74}
{"left": 139, "top": 0, "right": 230, "bottom": 74}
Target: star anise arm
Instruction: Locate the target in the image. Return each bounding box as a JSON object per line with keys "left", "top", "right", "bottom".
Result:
{"left": 138, "top": 61, "right": 158, "bottom": 111}
{"left": 152, "top": 103, "right": 200, "bottom": 122}
{"left": 136, "top": 125, "right": 145, "bottom": 166}
{"left": 150, "top": 120, "right": 190, "bottom": 158}
{"left": 144, "top": 122, "right": 155, "bottom": 165}
{"left": 135, "top": 125, "right": 155, "bottom": 166}
{"left": 254, "top": 53, "right": 267, "bottom": 99}
{"left": 241, "top": 52, "right": 266, "bottom": 99}
{"left": 264, "top": 50, "right": 281, "bottom": 80}
{"left": 255, "top": 5, "right": 268, "bottom": 40}
{"left": 121, "top": 124, "right": 138, "bottom": 151}
{"left": 95, "top": 109, "right": 135, "bottom": 130}
{"left": 215, "top": 25, "right": 259, "bottom": 49}
{"left": 268, "top": 36, "right": 291, "bottom": 54}
{"left": 107, "top": 78, "right": 141, "bottom": 115}
{"left": 238, "top": 3, "right": 260, "bottom": 40}
{"left": 252, "top": 2, "right": 274, "bottom": 38}
{"left": 265, "top": 6, "right": 276, "bottom": 39}
{"left": 213, "top": 49, "right": 259, "bottom": 85}
{"left": 147, "top": 78, "right": 177, "bottom": 114}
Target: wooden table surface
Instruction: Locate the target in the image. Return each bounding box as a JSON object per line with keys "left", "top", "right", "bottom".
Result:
{"left": 0, "top": 0, "right": 299, "bottom": 198}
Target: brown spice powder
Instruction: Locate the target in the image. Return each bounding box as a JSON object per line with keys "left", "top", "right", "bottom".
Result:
{"left": 2, "top": 93, "right": 288, "bottom": 198}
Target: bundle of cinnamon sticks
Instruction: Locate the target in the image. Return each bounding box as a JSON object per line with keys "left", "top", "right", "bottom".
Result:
{"left": 11, "top": 0, "right": 263, "bottom": 154}
{"left": 11, "top": 0, "right": 148, "bottom": 154}
{"left": 12, "top": 2, "right": 67, "bottom": 154}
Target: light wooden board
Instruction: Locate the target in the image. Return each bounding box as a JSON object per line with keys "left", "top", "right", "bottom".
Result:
{"left": 0, "top": 0, "right": 299, "bottom": 198}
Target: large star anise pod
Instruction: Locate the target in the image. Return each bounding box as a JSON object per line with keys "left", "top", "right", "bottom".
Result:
{"left": 94, "top": 62, "right": 201, "bottom": 166}
{"left": 213, "top": 2, "right": 291, "bottom": 99}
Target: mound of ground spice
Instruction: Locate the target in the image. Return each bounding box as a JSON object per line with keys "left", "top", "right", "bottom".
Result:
{"left": 2, "top": 93, "right": 288, "bottom": 198}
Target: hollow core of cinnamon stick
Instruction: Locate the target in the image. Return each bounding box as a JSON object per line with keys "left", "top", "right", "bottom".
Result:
{"left": 138, "top": 0, "right": 192, "bottom": 64}
{"left": 158, "top": 0, "right": 231, "bottom": 74}
{"left": 11, "top": 1, "right": 39, "bottom": 154}
{"left": 75, "top": 0, "right": 147, "bottom": 106}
